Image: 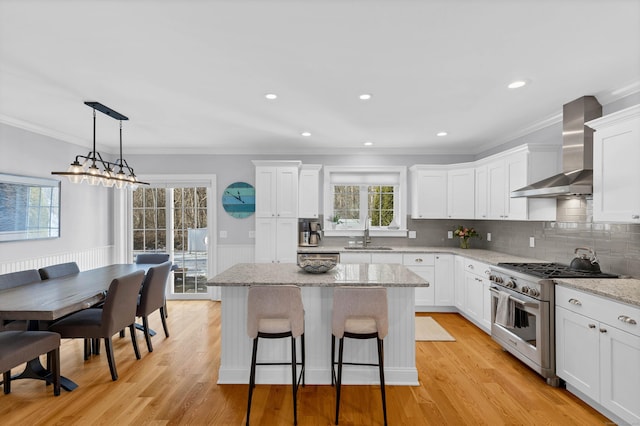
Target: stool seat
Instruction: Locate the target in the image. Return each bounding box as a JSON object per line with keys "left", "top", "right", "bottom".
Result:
{"left": 344, "top": 317, "right": 378, "bottom": 334}
{"left": 258, "top": 318, "right": 292, "bottom": 334}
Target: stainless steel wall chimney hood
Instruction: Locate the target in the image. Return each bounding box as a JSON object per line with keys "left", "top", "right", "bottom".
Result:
{"left": 511, "top": 96, "right": 602, "bottom": 198}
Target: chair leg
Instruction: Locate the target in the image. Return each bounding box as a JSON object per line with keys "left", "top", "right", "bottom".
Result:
{"left": 301, "top": 333, "right": 305, "bottom": 387}
{"left": 291, "top": 336, "right": 298, "bottom": 426}
{"left": 104, "top": 337, "right": 118, "bottom": 381}
{"left": 160, "top": 307, "right": 170, "bottom": 338}
{"left": 246, "top": 337, "right": 259, "bottom": 426}
{"left": 119, "top": 329, "right": 125, "bottom": 338}
{"left": 3, "top": 370, "right": 11, "bottom": 394}
{"left": 331, "top": 335, "right": 335, "bottom": 386}
{"left": 142, "top": 316, "right": 153, "bottom": 353}
{"left": 335, "top": 337, "right": 344, "bottom": 425}
{"left": 84, "top": 339, "right": 92, "bottom": 360}
{"left": 130, "top": 324, "right": 141, "bottom": 360}
{"left": 93, "top": 338, "right": 101, "bottom": 355}
{"left": 377, "top": 338, "right": 387, "bottom": 426}
{"left": 49, "top": 347, "right": 61, "bottom": 396}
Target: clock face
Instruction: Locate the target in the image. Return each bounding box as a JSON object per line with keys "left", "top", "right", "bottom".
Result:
{"left": 222, "top": 182, "right": 255, "bottom": 218}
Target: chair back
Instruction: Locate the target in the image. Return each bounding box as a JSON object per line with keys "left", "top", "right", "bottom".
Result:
{"left": 247, "top": 285, "right": 304, "bottom": 339}
{"left": 137, "top": 261, "right": 172, "bottom": 316}
{"left": 0, "top": 270, "right": 41, "bottom": 290}
{"left": 332, "top": 287, "right": 388, "bottom": 339}
{"left": 135, "top": 253, "right": 170, "bottom": 264}
{"left": 38, "top": 262, "right": 80, "bottom": 280}
{"left": 101, "top": 270, "right": 145, "bottom": 335}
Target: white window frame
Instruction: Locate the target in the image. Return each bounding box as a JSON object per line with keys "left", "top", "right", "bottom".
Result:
{"left": 323, "top": 166, "right": 407, "bottom": 237}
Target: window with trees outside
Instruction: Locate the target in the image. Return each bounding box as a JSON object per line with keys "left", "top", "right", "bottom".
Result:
{"left": 324, "top": 166, "right": 406, "bottom": 235}
{"left": 132, "top": 186, "right": 210, "bottom": 296}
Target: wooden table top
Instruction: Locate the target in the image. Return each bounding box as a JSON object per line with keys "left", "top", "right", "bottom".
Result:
{"left": 0, "top": 264, "right": 150, "bottom": 321}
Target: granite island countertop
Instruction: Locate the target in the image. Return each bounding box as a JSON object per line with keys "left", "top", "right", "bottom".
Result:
{"left": 207, "top": 262, "right": 429, "bottom": 287}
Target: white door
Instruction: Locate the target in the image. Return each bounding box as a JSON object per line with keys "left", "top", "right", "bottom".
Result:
{"left": 434, "top": 254, "right": 454, "bottom": 306}
{"left": 487, "top": 160, "right": 505, "bottom": 219}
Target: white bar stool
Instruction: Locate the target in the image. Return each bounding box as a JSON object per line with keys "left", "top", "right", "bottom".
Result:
{"left": 331, "top": 286, "right": 388, "bottom": 425}
{"left": 246, "top": 285, "right": 305, "bottom": 425}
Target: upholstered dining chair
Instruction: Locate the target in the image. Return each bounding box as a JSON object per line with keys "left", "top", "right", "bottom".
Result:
{"left": 246, "top": 285, "right": 305, "bottom": 426}
{"left": 38, "top": 262, "right": 80, "bottom": 280}
{"left": 331, "top": 286, "right": 388, "bottom": 426}
{"left": 135, "top": 253, "right": 173, "bottom": 318}
{"left": 0, "top": 270, "right": 41, "bottom": 331}
{"left": 49, "top": 270, "right": 145, "bottom": 381}
{"left": 0, "top": 330, "right": 61, "bottom": 395}
{"left": 136, "top": 261, "right": 172, "bottom": 353}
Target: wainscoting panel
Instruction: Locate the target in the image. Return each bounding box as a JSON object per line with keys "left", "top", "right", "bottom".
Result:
{"left": 210, "top": 244, "right": 255, "bottom": 300}
{"left": 0, "top": 246, "right": 114, "bottom": 275}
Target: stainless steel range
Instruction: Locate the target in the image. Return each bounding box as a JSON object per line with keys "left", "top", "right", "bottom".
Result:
{"left": 489, "top": 262, "right": 617, "bottom": 386}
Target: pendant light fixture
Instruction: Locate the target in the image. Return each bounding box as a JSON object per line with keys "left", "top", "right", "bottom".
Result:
{"left": 52, "top": 101, "right": 148, "bottom": 189}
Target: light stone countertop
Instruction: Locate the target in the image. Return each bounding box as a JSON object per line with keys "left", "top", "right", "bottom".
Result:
{"left": 553, "top": 278, "right": 640, "bottom": 307}
{"left": 207, "top": 262, "right": 429, "bottom": 287}
{"left": 297, "top": 245, "right": 640, "bottom": 306}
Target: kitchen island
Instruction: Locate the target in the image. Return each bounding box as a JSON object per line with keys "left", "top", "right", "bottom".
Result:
{"left": 207, "top": 263, "right": 428, "bottom": 385}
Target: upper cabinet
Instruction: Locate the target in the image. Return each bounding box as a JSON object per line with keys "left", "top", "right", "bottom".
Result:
{"left": 253, "top": 161, "right": 301, "bottom": 218}
{"left": 477, "top": 145, "right": 559, "bottom": 221}
{"left": 298, "top": 164, "right": 322, "bottom": 219}
{"left": 411, "top": 144, "right": 559, "bottom": 221}
{"left": 410, "top": 165, "right": 474, "bottom": 219}
{"left": 587, "top": 105, "right": 640, "bottom": 223}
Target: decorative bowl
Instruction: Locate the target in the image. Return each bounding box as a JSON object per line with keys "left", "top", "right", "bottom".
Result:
{"left": 298, "top": 257, "right": 337, "bottom": 274}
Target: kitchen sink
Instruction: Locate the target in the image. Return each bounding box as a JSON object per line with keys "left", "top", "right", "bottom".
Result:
{"left": 343, "top": 246, "right": 393, "bottom": 250}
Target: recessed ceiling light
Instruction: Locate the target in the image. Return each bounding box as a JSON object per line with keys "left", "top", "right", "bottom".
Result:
{"left": 508, "top": 80, "right": 527, "bottom": 89}
{"left": 359, "top": 94, "right": 372, "bottom": 100}
{"left": 437, "top": 131, "right": 448, "bottom": 137}
{"left": 265, "top": 93, "right": 278, "bottom": 100}
{"left": 301, "top": 132, "right": 311, "bottom": 137}
{"left": 364, "top": 141, "right": 373, "bottom": 146}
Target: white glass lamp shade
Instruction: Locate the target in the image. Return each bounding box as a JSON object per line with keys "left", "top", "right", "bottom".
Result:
{"left": 114, "top": 170, "right": 127, "bottom": 189}
{"left": 66, "top": 161, "right": 85, "bottom": 184}
{"left": 102, "top": 169, "right": 116, "bottom": 188}
{"left": 86, "top": 164, "right": 102, "bottom": 186}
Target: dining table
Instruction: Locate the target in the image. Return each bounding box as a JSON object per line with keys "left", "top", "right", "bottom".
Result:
{"left": 0, "top": 263, "right": 154, "bottom": 391}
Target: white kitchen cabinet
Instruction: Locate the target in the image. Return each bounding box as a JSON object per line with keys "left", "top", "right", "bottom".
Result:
{"left": 461, "top": 258, "right": 491, "bottom": 334}
{"left": 403, "top": 253, "right": 435, "bottom": 308}
{"left": 410, "top": 166, "right": 447, "bottom": 219}
{"left": 474, "top": 165, "right": 488, "bottom": 219}
{"left": 555, "top": 285, "right": 640, "bottom": 425}
{"left": 298, "top": 164, "right": 322, "bottom": 219}
{"left": 339, "top": 252, "right": 371, "bottom": 264}
{"left": 588, "top": 105, "right": 640, "bottom": 223}
{"left": 447, "top": 167, "right": 475, "bottom": 219}
{"left": 434, "top": 254, "right": 454, "bottom": 306}
{"left": 253, "top": 161, "right": 301, "bottom": 264}
{"left": 481, "top": 145, "right": 559, "bottom": 221}
{"left": 254, "top": 217, "right": 297, "bottom": 263}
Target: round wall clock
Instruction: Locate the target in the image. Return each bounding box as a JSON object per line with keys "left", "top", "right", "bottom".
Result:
{"left": 222, "top": 182, "right": 255, "bottom": 218}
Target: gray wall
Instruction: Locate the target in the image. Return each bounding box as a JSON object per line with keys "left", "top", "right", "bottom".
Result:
{"left": 0, "top": 123, "right": 113, "bottom": 263}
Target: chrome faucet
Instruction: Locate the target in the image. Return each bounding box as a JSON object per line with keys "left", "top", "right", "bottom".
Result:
{"left": 363, "top": 215, "right": 371, "bottom": 247}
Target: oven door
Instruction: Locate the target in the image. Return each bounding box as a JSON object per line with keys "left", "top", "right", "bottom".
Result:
{"left": 489, "top": 286, "right": 551, "bottom": 373}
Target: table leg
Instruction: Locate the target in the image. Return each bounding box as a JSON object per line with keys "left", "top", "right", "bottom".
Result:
{"left": 134, "top": 323, "right": 156, "bottom": 336}
{"left": 10, "top": 358, "right": 78, "bottom": 391}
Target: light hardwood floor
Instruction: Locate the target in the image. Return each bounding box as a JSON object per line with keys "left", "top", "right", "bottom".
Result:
{"left": 1, "top": 301, "right": 612, "bottom": 425}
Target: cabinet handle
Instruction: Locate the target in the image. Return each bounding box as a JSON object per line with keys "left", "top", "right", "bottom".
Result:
{"left": 475, "top": 277, "right": 482, "bottom": 282}
{"left": 568, "top": 298, "right": 582, "bottom": 306}
{"left": 599, "top": 328, "right": 607, "bottom": 333}
{"left": 482, "top": 215, "right": 486, "bottom": 218}
{"left": 468, "top": 264, "right": 474, "bottom": 269}
{"left": 588, "top": 324, "right": 596, "bottom": 329}
{"left": 632, "top": 214, "right": 640, "bottom": 219}
{"left": 618, "top": 315, "right": 637, "bottom": 325}
{"left": 415, "top": 258, "right": 423, "bottom": 263}
{"left": 484, "top": 270, "right": 491, "bottom": 275}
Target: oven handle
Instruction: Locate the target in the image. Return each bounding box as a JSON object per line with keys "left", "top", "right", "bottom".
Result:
{"left": 489, "top": 287, "right": 539, "bottom": 309}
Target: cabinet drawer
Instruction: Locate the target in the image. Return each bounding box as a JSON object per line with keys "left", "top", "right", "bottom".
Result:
{"left": 403, "top": 253, "right": 435, "bottom": 266}
{"left": 462, "top": 258, "right": 491, "bottom": 278}
{"left": 556, "top": 285, "right": 640, "bottom": 337}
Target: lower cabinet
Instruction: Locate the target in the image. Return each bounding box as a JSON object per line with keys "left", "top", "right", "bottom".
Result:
{"left": 556, "top": 285, "right": 640, "bottom": 425}
{"left": 460, "top": 257, "right": 492, "bottom": 334}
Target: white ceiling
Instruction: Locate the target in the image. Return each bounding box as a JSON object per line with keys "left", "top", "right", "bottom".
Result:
{"left": 1, "top": 0, "right": 639, "bottom": 156}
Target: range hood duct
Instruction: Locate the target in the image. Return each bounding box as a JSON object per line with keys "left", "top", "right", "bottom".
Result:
{"left": 511, "top": 96, "right": 602, "bottom": 198}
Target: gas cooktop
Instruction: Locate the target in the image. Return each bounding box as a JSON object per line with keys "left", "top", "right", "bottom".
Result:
{"left": 496, "top": 262, "right": 619, "bottom": 279}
